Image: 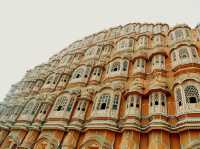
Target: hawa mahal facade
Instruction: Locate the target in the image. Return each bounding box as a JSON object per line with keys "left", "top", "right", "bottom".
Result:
{"left": 0, "top": 23, "right": 200, "bottom": 149}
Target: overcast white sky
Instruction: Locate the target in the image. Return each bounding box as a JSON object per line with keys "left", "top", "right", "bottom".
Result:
{"left": 0, "top": 0, "right": 199, "bottom": 101}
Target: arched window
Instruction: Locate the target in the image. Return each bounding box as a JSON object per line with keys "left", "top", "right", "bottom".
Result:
{"left": 111, "top": 62, "right": 120, "bottom": 72}
{"left": 134, "top": 58, "right": 145, "bottom": 69}
{"left": 39, "top": 104, "right": 48, "bottom": 114}
{"left": 60, "top": 74, "right": 68, "bottom": 83}
{"left": 53, "top": 74, "right": 60, "bottom": 84}
{"left": 84, "top": 67, "right": 91, "bottom": 78}
{"left": 14, "top": 106, "right": 21, "bottom": 116}
{"left": 129, "top": 96, "right": 134, "bottom": 108}
{"left": 184, "top": 85, "right": 200, "bottom": 103}
{"left": 152, "top": 35, "right": 164, "bottom": 47}
{"left": 161, "top": 93, "right": 166, "bottom": 106}
{"left": 176, "top": 88, "right": 182, "bottom": 106}
{"left": 172, "top": 51, "right": 176, "bottom": 61}
{"left": 117, "top": 38, "right": 133, "bottom": 50}
{"left": 54, "top": 96, "right": 68, "bottom": 111}
{"left": 112, "top": 95, "right": 119, "bottom": 110}
{"left": 76, "top": 100, "right": 86, "bottom": 112}
{"left": 137, "top": 36, "right": 148, "bottom": 49}
{"left": 60, "top": 55, "right": 72, "bottom": 66}
{"left": 127, "top": 95, "right": 140, "bottom": 109}
{"left": 179, "top": 48, "right": 189, "bottom": 59}
{"left": 81, "top": 101, "right": 86, "bottom": 111}
{"left": 175, "top": 29, "right": 184, "bottom": 40}
{"left": 36, "top": 80, "right": 43, "bottom": 87}
{"left": 92, "top": 67, "right": 101, "bottom": 76}
{"left": 136, "top": 96, "right": 140, "bottom": 108}
{"left": 106, "top": 64, "right": 110, "bottom": 74}
{"left": 97, "top": 94, "right": 111, "bottom": 110}
{"left": 31, "top": 103, "right": 40, "bottom": 115}
{"left": 85, "top": 48, "right": 93, "bottom": 56}
{"left": 154, "top": 93, "right": 159, "bottom": 105}
{"left": 73, "top": 68, "right": 84, "bottom": 79}
{"left": 67, "top": 97, "right": 75, "bottom": 112}
{"left": 123, "top": 61, "right": 128, "bottom": 71}
{"left": 151, "top": 54, "right": 165, "bottom": 70}
{"left": 191, "top": 47, "right": 198, "bottom": 58}
{"left": 46, "top": 75, "right": 54, "bottom": 84}
{"left": 22, "top": 102, "right": 33, "bottom": 114}
{"left": 102, "top": 45, "right": 112, "bottom": 56}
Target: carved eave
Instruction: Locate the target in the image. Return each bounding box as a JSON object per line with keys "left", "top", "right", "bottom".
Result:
{"left": 131, "top": 51, "right": 148, "bottom": 62}
{"left": 0, "top": 123, "right": 10, "bottom": 130}
{"left": 68, "top": 120, "right": 84, "bottom": 131}
{"left": 80, "top": 87, "right": 96, "bottom": 101}
{"left": 63, "top": 88, "right": 81, "bottom": 97}
{"left": 172, "top": 73, "right": 200, "bottom": 89}
{"left": 125, "top": 78, "right": 144, "bottom": 96}
{"left": 38, "top": 91, "right": 61, "bottom": 104}
{"left": 84, "top": 119, "right": 119, "bottom": 132}
{"left": 111, "top": 47, "right": 133, "bottom": 59}
{"left": 119, "top": 118, "right": 141, "bottom": 132}
{"left": 148, "top": 47, "right": 168, "bottom": 59}
{"left": 146, "top": 76, "right": 170, "bottom": 95}
{"left": 170, "top": 42, "right": 197, "bottom": 54}
{"left": 41, "top": 124, "right": 66, "bottom": 131}
{"left": 168, "top": 24, "right": 191, "bottom": 35}
{"left": 54, "top": 66, "right": 72, "bottom": 75}
{"left": 11, "top": 124, "right": 29, "bottom": 131}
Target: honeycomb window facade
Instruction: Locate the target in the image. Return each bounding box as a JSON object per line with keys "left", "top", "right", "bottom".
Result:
{"left": 1, "top": 23, "right": 200, "bottom": 149}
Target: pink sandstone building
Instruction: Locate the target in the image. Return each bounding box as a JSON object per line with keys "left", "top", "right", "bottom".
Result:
{"left": 0, "top": 23, "right": 200, "bottom": 149}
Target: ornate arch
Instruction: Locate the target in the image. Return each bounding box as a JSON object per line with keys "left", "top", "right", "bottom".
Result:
{"left": 34, "top": 135, "right": 59, "bottom": 149}
{"left": 79, "top": 135, "right": 112, "bottom": 149}
{"left": 186, "top": 136, "right": 200, "bottom": 149}
{"left": 173, "top": 73, "right": 200, "bottom": 89}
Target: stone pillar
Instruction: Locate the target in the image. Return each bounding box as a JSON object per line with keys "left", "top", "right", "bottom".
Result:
{"left": 0, "top": 129, "right": 9, "bottom": 145}
{"left": 20, "top": 130, "right": 40, "bottom": 149}
{"left": 120, "top": 130, "right": 140, "bottom": 149}
{"left": 62, "top": 130, "right": 80, "bottom": 149}
{"left": 148, "top": 130, "right": 170, "bottom": 149}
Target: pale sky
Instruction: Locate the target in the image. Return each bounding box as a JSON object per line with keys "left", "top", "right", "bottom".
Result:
{"left": 0, "top": 0, "right": 199, "bottom": 101}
